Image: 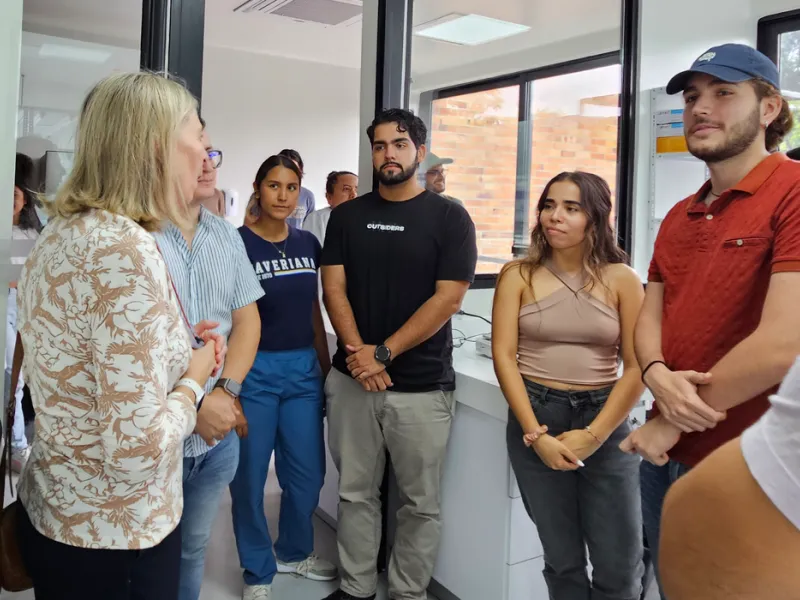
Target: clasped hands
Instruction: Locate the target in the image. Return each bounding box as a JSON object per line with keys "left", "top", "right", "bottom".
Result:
{"left": 193, "top": 321, "right": 245, "bottom": 445}
{"left": 524, "top": 424, "right": 602, "bottom": 471}
{"left": 345, "top": 344, "right": 393, "bottom": 392}
{"left": 620, "top": 364, "right": 726, "bottom": 466}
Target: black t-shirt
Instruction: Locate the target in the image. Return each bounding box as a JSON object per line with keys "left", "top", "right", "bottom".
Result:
{"left": 321, "top": 190, "right": 477, "bottom": 392}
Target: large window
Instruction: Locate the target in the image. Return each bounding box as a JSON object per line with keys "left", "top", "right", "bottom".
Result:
{"left": 429, "top": 86, "right": 520, "bottom": 273}
{"left": 758, "top": 9, "right": 800, "bottom": 150}
{"left": 423, "top": 56, "right": 622, "bottom": 276}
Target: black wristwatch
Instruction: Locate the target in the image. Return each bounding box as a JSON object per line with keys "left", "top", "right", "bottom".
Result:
{"left": 375, "top": 345, "right": 393, "bottom": 367}
{"left": 214, "top": 378, "right": 242, "bottom": 399}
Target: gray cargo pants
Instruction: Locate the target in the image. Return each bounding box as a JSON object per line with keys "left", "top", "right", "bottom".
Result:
{"left": 325, "top": 368, "right": 455, "bottom": 600}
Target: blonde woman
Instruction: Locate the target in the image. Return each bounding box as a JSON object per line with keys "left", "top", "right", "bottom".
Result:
{"left": 14, "top": 72, "right": 222, "bottom": 600}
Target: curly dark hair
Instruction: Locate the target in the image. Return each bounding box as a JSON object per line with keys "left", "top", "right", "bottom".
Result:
{"left": 367, "top": 108, "right": 427, "bottom": 149}
{"left": 751, "top": 80, "right": 795, "bottom": 151}
{"left": 15, "top": 152, "right": 43, "bottom": 233}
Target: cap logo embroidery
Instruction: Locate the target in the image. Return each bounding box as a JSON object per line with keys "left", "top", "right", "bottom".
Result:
{"left": 698, "top": 52, "right": 716, "bottom": 62}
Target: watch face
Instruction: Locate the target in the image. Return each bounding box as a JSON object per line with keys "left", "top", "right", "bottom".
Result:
{"left": 376, "top": 346, "right": 391, "bottom": 363}
{"left": 219, "top": 378, "right": 241, "bottom": 397}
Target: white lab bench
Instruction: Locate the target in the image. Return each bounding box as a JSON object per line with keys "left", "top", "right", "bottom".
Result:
{"left": 317, "top": 314, "right": 648, "bottom": 600}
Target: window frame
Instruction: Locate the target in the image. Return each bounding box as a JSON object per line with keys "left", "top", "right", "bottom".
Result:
{"left": 757, "top": 9, "right": 800, "bottom": 65}
{"left": 420, "top": 51, "right": 625, "bottom": 288}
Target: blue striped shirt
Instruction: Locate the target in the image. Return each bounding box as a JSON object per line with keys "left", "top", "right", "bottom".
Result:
{"left": 154, "top": 208, "right": 264, "bottom": 457}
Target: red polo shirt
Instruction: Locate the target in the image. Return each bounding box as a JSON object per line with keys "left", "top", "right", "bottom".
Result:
{"left": 648, "top": 153, "right": 800, "bottom": 466}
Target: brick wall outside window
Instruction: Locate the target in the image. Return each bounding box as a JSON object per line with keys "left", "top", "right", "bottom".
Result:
{"left": 429, "top": 86, "right": 619, "bottom": 273}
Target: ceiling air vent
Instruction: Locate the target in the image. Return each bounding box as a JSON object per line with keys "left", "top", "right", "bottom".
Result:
{"left": 234, "top": 0, "right": 362, "bottom": 26}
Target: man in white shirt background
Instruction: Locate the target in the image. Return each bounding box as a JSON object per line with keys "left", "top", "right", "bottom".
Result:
{"left": 302, "top": 170, "right": 358, "bottom": 246}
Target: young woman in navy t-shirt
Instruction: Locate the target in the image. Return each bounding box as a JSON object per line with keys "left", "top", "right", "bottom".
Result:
{"left": 230, "top": 155, "right": 336, "bottom": 599}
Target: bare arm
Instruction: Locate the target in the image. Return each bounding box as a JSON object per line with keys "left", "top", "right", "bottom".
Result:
{"left": 312, "top": 299, "right": 331, "bottom": 377}
{"left": 219, "top": 303, "right": 260, "bottom": 383}
{"left": 588, "top": 267, "right": 646, "bottom": 440}
{"left": 634, "top": 282, "right": 665, "bottom": 370}
{"left": 321, "top": 264, "right": 363, "bottom": 349}
{"left": 384, "top": 280, "right": 470, "bottom": 358}
{"left": 699, "top": 272, "right": 800, "bottom": 411}
{"left": 661, "top": 438, "right": 800, "bottom": 600}
{"left": 492, "top": 267, "right": 541, "bottom": 434}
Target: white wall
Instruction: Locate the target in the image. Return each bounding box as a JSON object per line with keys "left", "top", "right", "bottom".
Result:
{"left": 202, "top": 47, "right": 362, "bottom": 224}
{"left": 631, "top": 0, "right": 799, "bottom": 276}
{"left": 1, "top": 0, "right": 23, "bottom": 431}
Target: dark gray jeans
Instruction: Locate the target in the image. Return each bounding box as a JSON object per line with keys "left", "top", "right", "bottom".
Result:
{"left": 507, "top": 380, "right": 644, "bottom": 600}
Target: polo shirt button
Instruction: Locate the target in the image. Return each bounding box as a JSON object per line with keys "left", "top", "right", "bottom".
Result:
{"left": 737, "top": 239, "right": 743, "bottom": 246}
{"left": 706, "top": 214, "right": 714, "bottom": 220}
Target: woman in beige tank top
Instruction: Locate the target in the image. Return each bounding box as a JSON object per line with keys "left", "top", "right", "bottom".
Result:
{"left": 492, "top": 172, "right": 646, "bottom": 600}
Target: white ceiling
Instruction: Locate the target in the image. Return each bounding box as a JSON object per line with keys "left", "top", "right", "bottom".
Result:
{"left": 21, "top": 0, "right": 620, "bottom": 78}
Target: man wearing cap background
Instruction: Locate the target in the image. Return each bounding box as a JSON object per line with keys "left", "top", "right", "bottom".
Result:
{"left": 421, "top": 152, "right": 463, "bottom": 206}
{"left": 618, "top": 43, "right": 800, "bottom": 597}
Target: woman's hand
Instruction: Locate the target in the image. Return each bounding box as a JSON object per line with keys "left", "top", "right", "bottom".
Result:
{"left": 557, "top": 429, "right": 602, "bottom": 462}
{"left": 531, "top": 434, "right": 582, "bottom": 471}
{"left": 186, "top": 341, "right": 217, "bottom": 387}
{"left": 195, "top": 320, "right": 227, "bottom": 377}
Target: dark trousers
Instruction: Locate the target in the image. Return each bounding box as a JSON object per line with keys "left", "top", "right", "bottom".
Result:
{"left": 508, "top": 380, "right": 645, "bottom": 600}
{"left": 17, "top": 501, "right": 181, "bottom": 600}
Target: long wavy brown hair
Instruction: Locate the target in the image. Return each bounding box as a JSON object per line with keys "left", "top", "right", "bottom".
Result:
{"left": 502, "top": 171, "right": 628, "bottom": 295}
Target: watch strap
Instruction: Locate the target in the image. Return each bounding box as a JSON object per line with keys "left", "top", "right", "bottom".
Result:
{"left": 176, "top": 378, "right": 205, "bottom": 406}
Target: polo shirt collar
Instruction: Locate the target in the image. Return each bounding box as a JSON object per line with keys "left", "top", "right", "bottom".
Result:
{"left": 687, "top": 152, "right": 788, "bottom": 215}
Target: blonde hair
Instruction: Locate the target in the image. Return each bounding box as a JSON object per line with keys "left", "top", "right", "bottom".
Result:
{"left": 46, "top": 71, "right": 198, "bottom": 231}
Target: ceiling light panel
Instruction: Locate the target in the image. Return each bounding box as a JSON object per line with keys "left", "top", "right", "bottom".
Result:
{"left": 414, "top": 13, "right": 530, "bottom": 46}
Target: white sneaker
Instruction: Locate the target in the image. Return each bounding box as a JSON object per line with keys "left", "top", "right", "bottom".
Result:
{"left": 11, "top": 447, "right": 31, "bottom": 474}
{"left": 243, "top": 584, "right": 271, "bottom": 600}
{"left": 277, "top": 554, "right": 338, "bottom": 581}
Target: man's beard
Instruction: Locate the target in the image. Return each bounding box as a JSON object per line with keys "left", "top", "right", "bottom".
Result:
{"left": 375, "top": 161, "right": 418, "bottom": 186}
{"left": 687, "top": 107, "right": 761, "bottom": 163}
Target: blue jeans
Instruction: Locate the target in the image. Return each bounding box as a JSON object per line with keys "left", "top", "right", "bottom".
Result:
{"left": 507, "top": 380, "right": 644, "bottom": 600}
{"left": 4, "top": 288, "right": 27, "bottom": 450}
{"left": 640, "top": 459, "right": 691, "bottom": 600}
{"left": 229, "top": 348, "right": 325, "bottom": 586}
{"left": 179, "top": 430, "right": 240, "bottom": 600}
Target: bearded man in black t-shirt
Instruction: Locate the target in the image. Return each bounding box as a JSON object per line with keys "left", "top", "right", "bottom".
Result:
{"left": 320, "top": 108, "right": 477, "bottom": 600}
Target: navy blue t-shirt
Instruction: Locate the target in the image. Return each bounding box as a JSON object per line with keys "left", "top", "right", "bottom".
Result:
{"left": 239, "top": 226, "right": 321, "bottom": 352}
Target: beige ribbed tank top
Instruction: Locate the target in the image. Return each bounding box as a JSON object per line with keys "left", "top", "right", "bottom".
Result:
{"left": 517, "top": 261, "right": 620, "bottom": 386}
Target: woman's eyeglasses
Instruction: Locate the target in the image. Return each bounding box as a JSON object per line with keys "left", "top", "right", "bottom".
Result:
{"left": 207, "top": 149, "right": 223, "bottom": 169}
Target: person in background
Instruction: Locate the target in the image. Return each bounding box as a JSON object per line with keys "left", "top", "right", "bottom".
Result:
{"left": 4, "top": 152, "right": 43, "bottom": 473}
{"left": 786, "top": 146, "right": 800, "bottom": 160}
{"left": 231, "top": 155, "right": 336, "bottom": 600}
{"left": 279, "top": 148, "right": 315, "bottom": 228}
{"left": 421, "top": 152, "right": 463, "bottom": 206}
{"left": 659, "top": 355, "right": 800, "bottom": 600}
{"left": 320, "top": 108, "right": 477, "bottom": 600}
{"left": 15, "top": 72, "right": 224, "bottom": 600}
{"left": 620, "top": 43, "right": 800, "bottom": 596}
{"left": 194, "top": 119, "right": 237, "bottom": 218}
{"left": 493, "top": 171, "right": 645, "bottom": 600}
{"left": 302, "top": 170, "right": 358, "bottom": 246}
{"left": 154, "top": 120, "right": 264, "bottom": 600}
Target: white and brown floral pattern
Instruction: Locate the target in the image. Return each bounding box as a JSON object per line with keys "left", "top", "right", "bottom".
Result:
{"left": 16, "top": 209, "right": 196, "bottom": 550}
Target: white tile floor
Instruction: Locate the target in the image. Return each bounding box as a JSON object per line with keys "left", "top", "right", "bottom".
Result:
{"left": 3, "top": 467, "right": 658, "bottom": 600}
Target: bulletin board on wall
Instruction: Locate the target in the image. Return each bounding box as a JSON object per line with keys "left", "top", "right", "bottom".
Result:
{"left": 648, "top": 87, "right": 708, "bottom": 244}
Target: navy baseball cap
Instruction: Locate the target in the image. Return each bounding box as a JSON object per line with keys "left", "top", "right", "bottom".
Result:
{"left": 666, "top": 43, "right": 780, "bottom": 95}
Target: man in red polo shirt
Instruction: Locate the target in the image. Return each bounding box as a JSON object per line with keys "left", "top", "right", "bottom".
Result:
{"left": 620, "top": 43, "right": 800, "bottom": 596}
